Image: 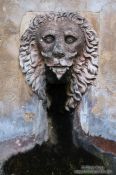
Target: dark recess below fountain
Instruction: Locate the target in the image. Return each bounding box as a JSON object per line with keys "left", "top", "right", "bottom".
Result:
{"left": 3, "top": 83, "right": 105, "bottom": 175}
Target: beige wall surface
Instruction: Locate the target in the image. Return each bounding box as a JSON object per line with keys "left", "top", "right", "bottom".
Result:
{"left": 80, "top": 1, "right": 116, "bottom": 141}
{"left": 0, "top": 0, "right": 116, "bottom": 160}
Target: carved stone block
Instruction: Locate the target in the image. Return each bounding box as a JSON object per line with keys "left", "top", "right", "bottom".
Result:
{"left": 19, "top": 12, "right": 99, "bottom": 111}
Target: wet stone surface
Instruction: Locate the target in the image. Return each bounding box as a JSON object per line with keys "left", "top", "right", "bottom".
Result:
{"left": 3, "top": 83, "right": 104, "bottom": 175}
{"left": 3, "top": 144, "right": 104, "bottom": 175}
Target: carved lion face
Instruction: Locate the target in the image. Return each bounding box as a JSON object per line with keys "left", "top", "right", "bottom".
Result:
{"left": 19, "top": 12, "right": 98, "bottom": 110}
{"left": 36, "top": 20, "right": 85, "bottom": 79}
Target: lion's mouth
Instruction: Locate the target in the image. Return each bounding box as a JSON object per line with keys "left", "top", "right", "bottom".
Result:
{"left": 48, "top": 66, "right": 70, "bottom": 79}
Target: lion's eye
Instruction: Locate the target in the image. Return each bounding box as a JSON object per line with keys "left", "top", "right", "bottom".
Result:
{"left": 43, "top": 35, "right": 55, "bottom": 44}
{"left": 65, "top": 35, "right": 77, "bottom": 44}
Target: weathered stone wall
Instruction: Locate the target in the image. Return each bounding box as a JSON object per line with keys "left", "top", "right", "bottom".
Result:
{"left": 79, "top": 1, "right": 116, "bottom": 141}
{"left": 0, "top": 0, "right": 116, "bottom": 160}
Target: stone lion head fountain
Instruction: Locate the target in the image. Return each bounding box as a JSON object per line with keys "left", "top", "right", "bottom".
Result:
{"left": 19, "top": 12, "right": 98, "bottom": 111}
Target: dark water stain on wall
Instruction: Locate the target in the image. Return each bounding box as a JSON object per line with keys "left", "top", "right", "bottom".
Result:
{"left": 3, "top": 84, "right": 104, "bottom": 175}
{"left": 3, "top": 145, "right": 104, "bottom": 175}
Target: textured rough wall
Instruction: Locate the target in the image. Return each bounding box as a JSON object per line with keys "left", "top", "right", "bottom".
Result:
{"left": 79, "top": 1, "right": 116, "bottom": 141}
{"left": 0, "top": 0, "right": 116, "bottom": 160}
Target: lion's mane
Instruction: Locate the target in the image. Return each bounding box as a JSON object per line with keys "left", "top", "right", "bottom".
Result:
{"left": 19, "top": 12, "right": 98, "bottom": 110}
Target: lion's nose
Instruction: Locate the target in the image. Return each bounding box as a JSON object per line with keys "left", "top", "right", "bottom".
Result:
{"left": 52, "top": 45, "right": 65, "bottom": 58}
